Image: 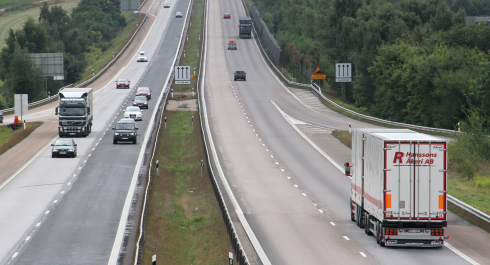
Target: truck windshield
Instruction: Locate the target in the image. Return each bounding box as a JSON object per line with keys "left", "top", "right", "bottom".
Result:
{"left": 60, "top": 107, "right": 85, "bottom": 116}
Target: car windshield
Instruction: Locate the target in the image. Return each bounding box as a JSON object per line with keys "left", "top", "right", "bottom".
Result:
{"left": 135, "top": 96, "right": 147, "bottom": 101}
{"left": 60, "top": 107, "right": 85, "bottom": 116}
{"left": 139, "top": 52, "right": 145, "bottom": 55}
{"left": 118, "top": 79, "right": 129, "bottom": 82}
{"left": 138, "top": 87, "right": 150, "bottom": 92}
{"left": 55, "top": 140, "right": 73, "bottom": 146}
{"left": 236, "top": 71, "right": 245, "bottom": 74}
{"left": 116, "top": 123, "right": 135, "bottom": 130}
{"left": 126, "top": 107, "right": 140, "bottom": 112}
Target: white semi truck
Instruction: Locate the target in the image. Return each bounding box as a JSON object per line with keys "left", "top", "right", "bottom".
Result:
{"left": 346, "top": 129, "right": 448, "bottom": 247}
{"left": 55, "top": 88, "right": 93, "bottom": 137}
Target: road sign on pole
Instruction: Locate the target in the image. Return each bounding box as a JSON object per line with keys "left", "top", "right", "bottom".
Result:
{"left": 336, "top": 63, "right": 352, "bottom": 82}
{"left": 14, "top": 94, "right": 28, "bottom": 120}
{"left": 311, "top": 66, "right": 327, "bottom": 80}
{"left": 175, "top": 65, "right": 191, "bottom": 84}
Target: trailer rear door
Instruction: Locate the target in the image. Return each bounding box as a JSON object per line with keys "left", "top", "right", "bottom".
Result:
{"left": 383, "top": 140, "right": 447, "bottom": 221}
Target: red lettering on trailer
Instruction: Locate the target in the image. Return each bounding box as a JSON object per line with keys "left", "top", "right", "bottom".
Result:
{"left": 393, "top": 152, "right": 404, "bottom": 163}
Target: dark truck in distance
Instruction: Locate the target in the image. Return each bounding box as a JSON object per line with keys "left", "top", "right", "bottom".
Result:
{"left": 239, "top": 17, "right": 252, "bottom": 39}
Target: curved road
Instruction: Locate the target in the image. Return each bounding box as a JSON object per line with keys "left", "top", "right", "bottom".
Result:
{"left": 203, "top": 0, "right": 490, "bottom": 264}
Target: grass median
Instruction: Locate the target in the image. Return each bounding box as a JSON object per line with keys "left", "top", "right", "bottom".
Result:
{"left": 0, "top": 122, "right": 43, "bottom": 156}
{"left": 141, "top": 111, "right": 233, "bottom": 264}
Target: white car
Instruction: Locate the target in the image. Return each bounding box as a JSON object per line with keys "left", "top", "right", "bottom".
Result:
{"left": 137, "top": 51, "right": 148, "bottom": 62}
{"left": 124, "top": 106, "right": 143, "bottom": 121}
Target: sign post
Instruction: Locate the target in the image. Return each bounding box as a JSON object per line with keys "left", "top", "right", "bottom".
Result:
{"left": 335, "top": 63, "right": 352, "bottom": 101}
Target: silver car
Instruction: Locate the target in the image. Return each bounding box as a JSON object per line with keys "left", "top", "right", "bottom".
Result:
{"left": 176, "top": 11, "right": 182, "bottom": 18}
{"left": 137, "top": 51, "right": 148, "bottom": 62}
{"left": 124, "top": 106, "right": 143, "bottom": 121}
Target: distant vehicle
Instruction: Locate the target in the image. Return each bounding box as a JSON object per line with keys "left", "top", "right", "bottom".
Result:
{"left": 124, "top": 106, "right": 143, "bottom": 121}
{"left": 55, "top": 88, "right": 93, "bottom": 137}
{"left": 239, "top": 17, "right": 252, "bottom": 38}
{"left": 228, "top": 39, "right": 237, "bottom": 50}
{"left": 234, "top": 70, "right": 246, "bottom": 81}
{"left": 113, "top": 118, "right": 138, "bottom": 144}
{"left": 116, "top": 78, "right": 130, "bottom": 89}
{"left": 223, "top": 13, "right": 231, "bottom": 19}
{"left": 0, "top": 110, "right": 3, "bottom": 123}
{"left": 136, "top": 87, "right": 152, "bottom": 99}
{"left": 51, "top": 138, "right": 77, "bottom": 158}
{"left": 137, "top": 51, "right": 148, "bottom": 62}
{"left": 164, "top": 3, "right": 170, "bottom": 8}
{"left": 176, "top": 11, "right": 182, "bottom": 18}
{"left": 348, "top": 129, "right": 448, "bottom": 247}
{"left": 133, "top": 95, "right": 149, "bottom": 109}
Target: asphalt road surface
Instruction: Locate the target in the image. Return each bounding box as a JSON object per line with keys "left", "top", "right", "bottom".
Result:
{"left": 0, "top": 0, "right": 190, "bottom": 264}
{"left": 203, "top": 0, "right": 490, "bottom": 264}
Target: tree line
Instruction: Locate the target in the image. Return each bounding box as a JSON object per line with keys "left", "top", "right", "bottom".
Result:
{"left": 0, "top": 0, "right": 127, "bottom": 109}
{"left": 255, "top": 0, "right": 490, "bottom": 129}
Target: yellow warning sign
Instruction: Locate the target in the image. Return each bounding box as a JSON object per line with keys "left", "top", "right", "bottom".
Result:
{"left": 313, "top": 66, "right": 323, "bottom": 74}
{"left": 311, "top": 74, "right": 326, "bottom": 80}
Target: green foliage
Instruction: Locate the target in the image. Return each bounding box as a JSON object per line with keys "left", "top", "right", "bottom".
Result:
{"left": 449, "top": 108, "right": 490, "bottom": 179}
{"left": 474, "top": 176, "right": 490, "bottom": 189}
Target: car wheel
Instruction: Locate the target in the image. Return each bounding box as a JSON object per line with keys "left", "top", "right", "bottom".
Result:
{"left": 52, "top": 153, "right": 55, "bottom": 158}
{"left": 244, "top": 78, "right": 246, "bottom": 81}
{"left": 133, "top": 138, "right": 137, "bottom": 144}
{"left": 113, "top": 139, "right": 117, "bottom": 144}
{"left": 234, "top": 78, "right": 236, "bottom": 81}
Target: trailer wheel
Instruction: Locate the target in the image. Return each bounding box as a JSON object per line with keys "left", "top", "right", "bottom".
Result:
{"left": 376, "top": 221, "right": 380, "bottom": 244}
{"left": 364, "top": 212, "right": 374, "bottom": 236}
{"left": 350, "top": 200, "right": 355, "bottom": 222}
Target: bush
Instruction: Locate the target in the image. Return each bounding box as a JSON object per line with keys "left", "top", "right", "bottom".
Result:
{"left": 474, "top": 176, "right": 490, "bottom": 189}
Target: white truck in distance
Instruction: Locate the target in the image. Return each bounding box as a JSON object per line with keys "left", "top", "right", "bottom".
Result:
{"left": 346, "top": 129, "right": 448, "bottom": 247}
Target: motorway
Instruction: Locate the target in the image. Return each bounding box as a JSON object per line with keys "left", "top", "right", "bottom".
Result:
{"left": 203, "top": 0, "right": 490, "bottom": 264}
{"left": 0, "top": 0, "right": 190, "bottom": 264}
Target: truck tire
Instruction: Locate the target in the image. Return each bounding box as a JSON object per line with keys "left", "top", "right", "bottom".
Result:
{"left": 376, "top": 221, "right": 381, "bottom": 244}
{"left": 365, "top": 213, "right": 373, "bottom": 236}
{"left": 350, "top": 200, "right": 355, "bottom": 222}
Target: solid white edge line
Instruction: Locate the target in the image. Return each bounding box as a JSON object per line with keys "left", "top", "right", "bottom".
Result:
{"left": 445, "top": 243, "right": 480, "bottom": 265}
{"left": 271, "top": 101, "right": 344, "bottom": 173}
{"left": 107, "top": 0, "right": 192, "bottom": 263}
{"left": 0, "top": 136, "right": 58, "bottom": 191}
{"left": 200, "top": 1, "right": 271, "bottom": 264}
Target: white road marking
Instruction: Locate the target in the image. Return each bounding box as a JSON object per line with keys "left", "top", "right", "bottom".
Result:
{"left": 445, "top": 243, "right": 480, "bottom": 265}
{"left": 11, "top": 252, "right": 18, "bottom": 258}
{"left": 61, "top": 191, "right": 65, "bottom": 194}
{"left": 287, "top": 177, "right": 291, "bottom": 179}
{"left": 319, "top": 209, "right": 323, "bottom": 213}
{"left": 45, "top": 211, "right": 50, "bottom": 214}
{"left": 343, "top": 236, "right": 350, "bottom": 241}
{"left": 25, "top": 236, "right": 31, "bottom": 241}
{"left": 35, "top": 223, "right": 41, "bottom": 227}
{"left": 67, "top": 182, "right": 71, "bottom": 186}
{"left": 302, "top": 193, "right": 307, "bottom": 196}
{"left": 294, "top": 185, "right": 298, "bottom": 188}
{"left": 53, "top": 200, "right": 57, "bottom": 204}
{"left": 330, "top": 222, "right": 336, "bottom": 226}
{"left": 360, "top": 252, "right": 367, "bottom": 257}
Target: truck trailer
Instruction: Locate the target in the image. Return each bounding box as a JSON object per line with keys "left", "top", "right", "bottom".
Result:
{"left": 238, "top": 17, "right": 252, "bottom": 39}
{"left": 347, "top": 129, "right": 448, "bottom": 247}
{"left": 55, "top": 88, "right": 93, "bottom": 137}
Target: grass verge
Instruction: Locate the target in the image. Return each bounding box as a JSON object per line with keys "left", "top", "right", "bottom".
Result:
{"left": 0, "top": 122, "right": 43, "bottom": 155}
{"left": 171, "top": 0, "right": 204, "bottom": 95}
{"left": 141, "top": 111, "right": 233, "bottom": 264}
{"left": 331, "top": 130, "right": 490, "bottom": 217}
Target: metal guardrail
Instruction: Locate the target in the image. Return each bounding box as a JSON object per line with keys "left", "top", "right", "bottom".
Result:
{"left": 0, "top": 5, "right": 149, "bottom": 117}
{"left": 244, "top": 0, "right": 490, "bottom": 233}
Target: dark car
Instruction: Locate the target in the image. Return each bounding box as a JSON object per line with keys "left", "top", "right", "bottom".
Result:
{"left": 113, "top": 118, "right": 138, "bottom": 144}
{"left": 132, "top": 96, "right": 149, "bottom": 109}
{"left": 234, "top": 70, "right": 246, "bottom": 81}
{"left": 176, "top": 11, "right": 182, "bottom": 18}
{"left": 51, "top": 138, "right": 77, "bottom": 158}
{"left": 136, "top": 87, "right": 152, "bottom": 99}
{"left": 0, "top": 110, "right": 3, "bottom": 123}
{"left": 164, "top": 3, "right": 170, "bottom": 8}
{"left": 116, "top": 78, "right": 130, "bottom": 89}
{"left": 223, "top": 13, "right": 231, "bottom": 19}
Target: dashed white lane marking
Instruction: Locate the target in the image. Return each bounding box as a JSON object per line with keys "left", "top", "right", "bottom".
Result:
{"left": 35, "top": 223, "right": 41, "bottom": 227}
{"left": 343, "top": 236, "right": 350, "bottom": 241}
{"left": 330, "top": 222, "right": 336, "bottom": 226}
{"left": 318, "top": 209, "right": 324, "bottom": 213}
{"left": 25, "top": 236, "right": 31, "bottom": 241}
{"left": 11, "top": 252, "right": 18, "bottom": 258}
{"left": 67, "top": 182, "right": 71, "bottom": 186}
{"left": 287, "top": 176, "right": 291, "bottom": 179}
{"left": 294, "top": 184, "right": 298, "bottom": 188}
{"left": 45, "top": 210, "right": 50, "bottom": 215}
{"left": 53, "top": 200, "right": 58, "bottom": 204}
{"left": 302, "top": 193, "right": 307, "bottom": 196}
{"left": 360, "top": 252, "right": 367, "bottom": 257}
